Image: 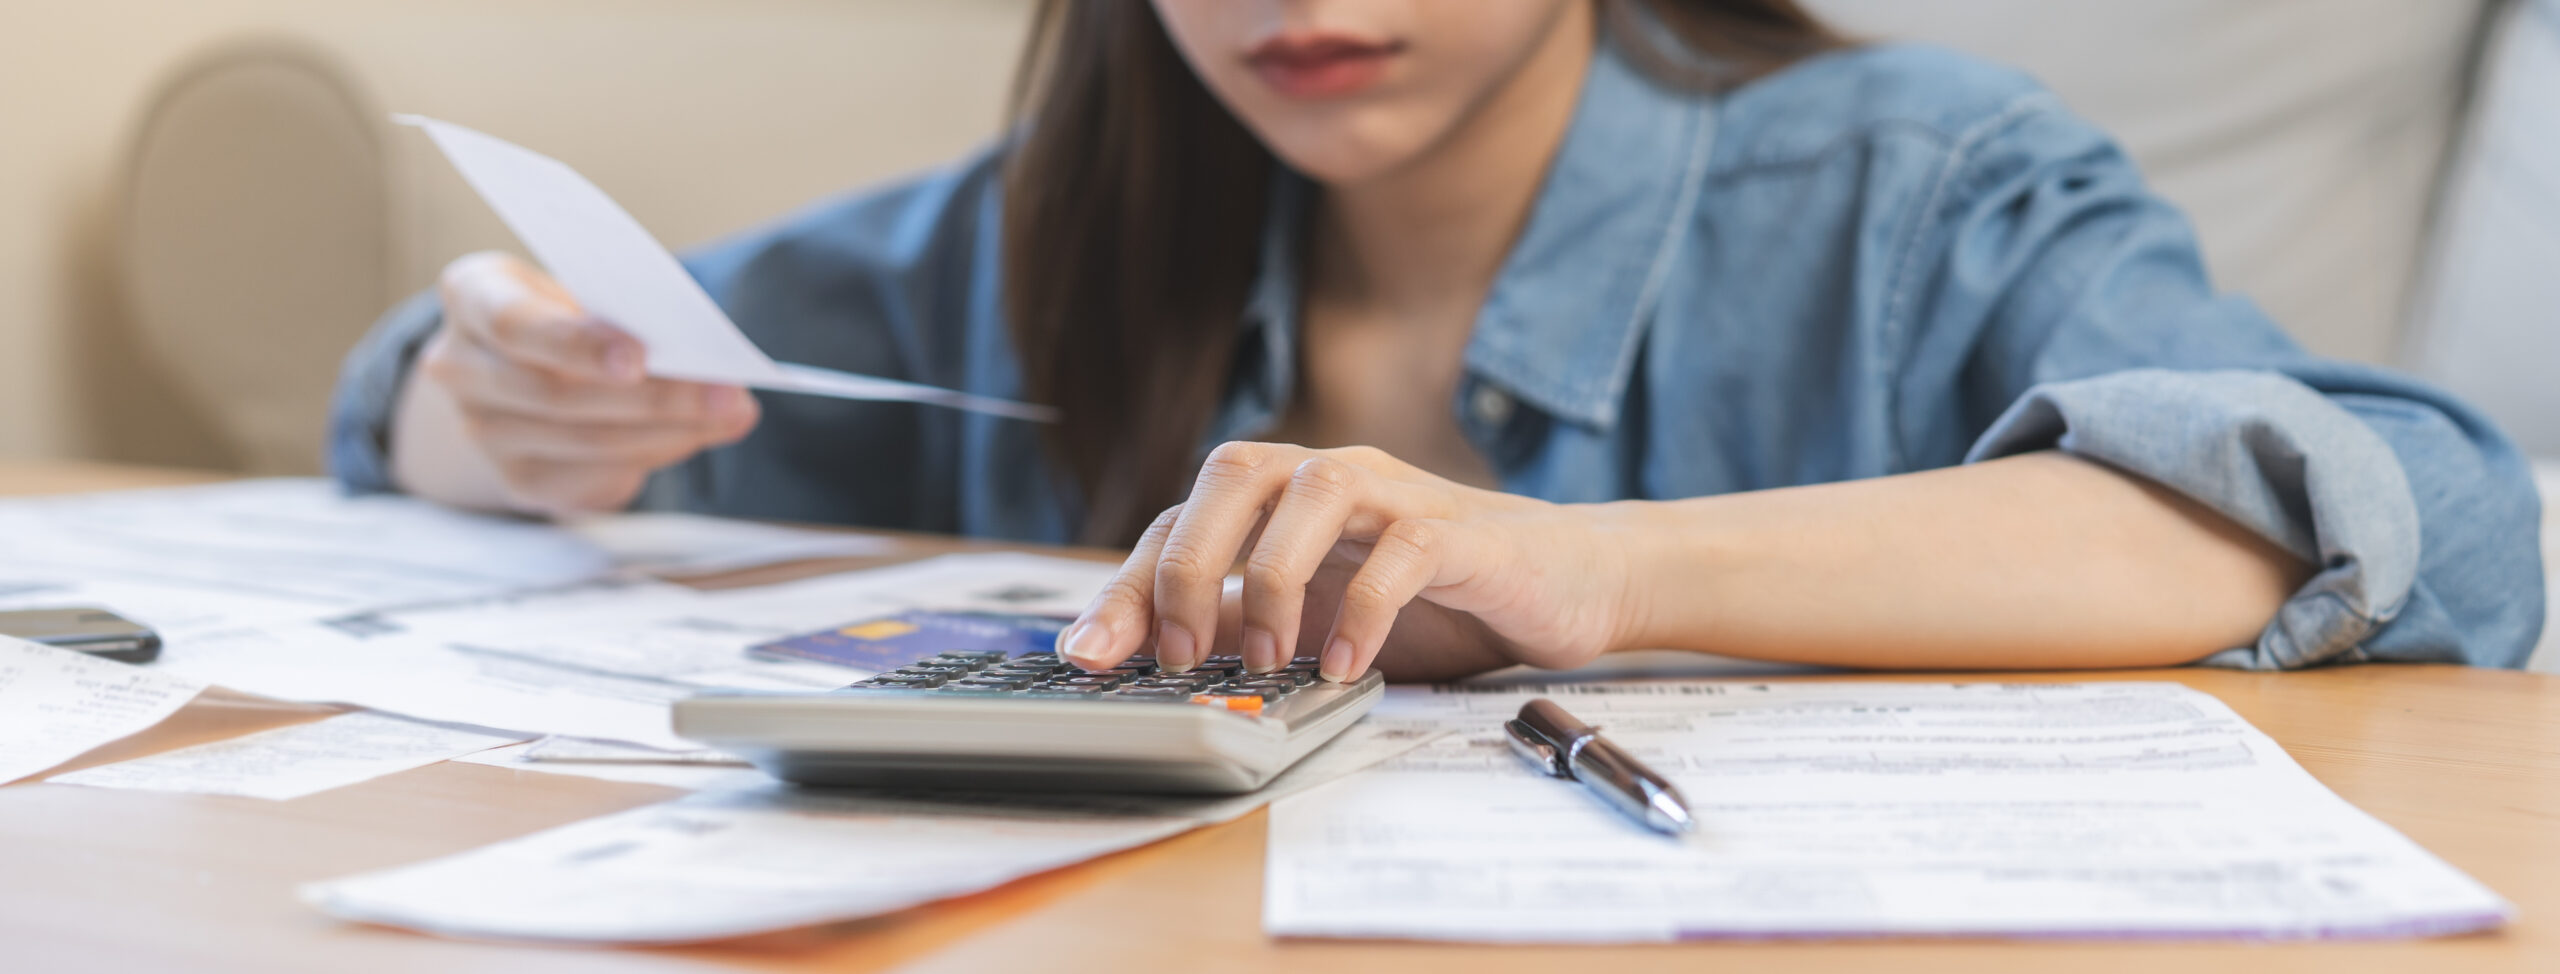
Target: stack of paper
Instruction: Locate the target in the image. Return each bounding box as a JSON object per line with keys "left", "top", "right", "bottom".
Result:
{"left": 1265, "top": 681, "right": 2511, "bottom": 942}
{"left": 303, "top": 724, "right": 1445, "bottom": 943}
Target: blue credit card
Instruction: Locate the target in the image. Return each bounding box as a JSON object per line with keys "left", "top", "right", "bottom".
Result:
{"left": 747, "top": 610, "right": 1070, "bottom": 671}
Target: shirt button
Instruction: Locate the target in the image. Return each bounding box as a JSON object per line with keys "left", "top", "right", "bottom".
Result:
{"left": 1468, "top": 385, "right": 1515, "bottom": 427}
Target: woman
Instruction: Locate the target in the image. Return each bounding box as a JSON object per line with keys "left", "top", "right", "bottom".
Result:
{"left": 332, "top": 0, "right": 2543, "bottom": 683}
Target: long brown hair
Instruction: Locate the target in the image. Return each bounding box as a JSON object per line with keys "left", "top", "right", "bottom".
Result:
{"left": 1003, "top": 0, "right": 1842, "bottom": 544}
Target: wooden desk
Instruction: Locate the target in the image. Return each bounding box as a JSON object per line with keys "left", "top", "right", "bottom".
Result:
{"left": 2, "top": 461, "right": 2553, "bottom": 973}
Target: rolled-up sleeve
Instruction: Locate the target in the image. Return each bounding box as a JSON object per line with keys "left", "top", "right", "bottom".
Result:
{"left": 326, "top": 288, "right": 446, "bottom": 493}
{"left": 1903, "top": 95, "right": 2545, "bottom": 668}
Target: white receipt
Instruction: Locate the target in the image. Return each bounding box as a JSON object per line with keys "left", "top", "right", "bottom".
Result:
{"left": 48, "top": 711, "right": 524, "bottom": 801}
{"left": 304, "top": 722, "right": 1444, "bottom": 944}
{"left": 0, "top": 637, "right": 205, "bottom": 784}
{"left": 0, "top": 479, "right": 612, "bottom": 639}
{"left": 151, "top": 554, "right": 1127, "bottom": 752}
{"left": 155, "top": 621, "right": 701, "bottom": 752}
{"left": 1265, "top": 681, "right": 2511, "bottom": 942}
{"left": 560, "top": 512, "right": 894, "bottom": 577}
{"left": 397, "top": 115, "right": 1055, "bottom": 422}
{"left": 452, "top": 738, "right": 766, "bottom": 793}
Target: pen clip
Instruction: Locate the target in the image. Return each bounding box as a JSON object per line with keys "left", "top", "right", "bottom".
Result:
{"left": 1504, "top": 718, "right": 1571, "bottom": 778}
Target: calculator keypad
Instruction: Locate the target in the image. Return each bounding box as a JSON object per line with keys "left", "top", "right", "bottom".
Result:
{"left": 840, "top": 652, "right": 1327, "bottom": 712}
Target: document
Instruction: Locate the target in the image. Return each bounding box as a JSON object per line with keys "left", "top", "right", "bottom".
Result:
{"left": 1265, "top": 681, "right": 2511, "bottom": 942}
{"left": 397, "top": 115, "right": 1055, "bottom": 422}
{"left": 0, "top": 637, "right": 205, "bottom": 784}
{"left": 48, "top": 711, "right": 524, "bottom": 801}
{"left": 304, "top": 722, "right": 1444, "bottom": 944}
{"left": 560, "top": 512, "right": 893, "bottom": 576}
{"left": 452, "top": 738, "right": 766, "bottom": 792}
{"left": 0, "top": 479, "right": 912, "bottom": 643}
{"left": 155, "top": 621, "right": 702, "bottom": 752}
{"left": 150, "top": 554, "right": 1124, "bottom": 751}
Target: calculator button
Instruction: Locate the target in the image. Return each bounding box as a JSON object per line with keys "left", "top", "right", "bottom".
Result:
{"left": 1018, "top": 686, "right": 1114, "bottom": 698}
{"left": 946, "top": 675, "right": 1037, "bottom": 690}
{"left": 1280, "top": 657, "right": 1323, "bottom": 672}
{"left": 1113, "top": 686, "right": 1192, "bottom": 698}
{"left": 1247, "top": 671, "right": 1314, "bottom": 686}
{"left": 936, "top": 683, "right": 1018, "bottom": 695}
{"left": 1230, "top": 677, "right": 1300, "bottom": 691}
{"left": 1188, "top": 694, "right": 1267, "bottom": 713}
{"left": 932, "top": 651, "right": 1008, "bottom": 665}
{"left": 899, "top": 661, "right": 978, "bottom": 677}
{"left": 1202, "top": 655, "right": 1246, "bottom": 668}
{"left": 1011, "top": 653, "right": 1064, "bottom": 664}
{"left": 986, "top": 664, "right": 1063, "bottom": 678}
{"left": 1048, "top": 675, "right": 1127, "bottom": 687}
{"left": 865, "top": 676, "right": 948, "bottom": 689}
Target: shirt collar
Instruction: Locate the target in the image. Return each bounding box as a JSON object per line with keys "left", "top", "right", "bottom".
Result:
{"left": 1227, "top": 37, "right": 1718, "bottom": 437}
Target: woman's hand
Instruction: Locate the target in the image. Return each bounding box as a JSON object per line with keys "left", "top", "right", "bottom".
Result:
{"left": 409, "top": 252, "right": 760, "bottom": 513}
{"left": 1058, "top": 442, "right": 1648, "bottom": 683}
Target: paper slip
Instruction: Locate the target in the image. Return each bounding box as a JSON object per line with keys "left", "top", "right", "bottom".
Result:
{"left": 305, "top": 722, "right": 1444, "bottom": 944}
{"left": 454, "top": 739, "right": 769, "bottom": 793}
{"left": 0, "top": 637, "right": 206, "bottom": 784}
{"left": 1265, "top": 681, "right": 2512, "bottom": 942}
{"left": 150, "top": 554, "right": 1121, "bottom": 752}
{"left": 561, "top": 512, "right": 893, "bottom": 576}
{"left": 0, "top": 479, "right": 611, "bottom": 639}
{"left": 156, "top": 621, "right": 701, "bottom": 752}
{"left": 48, "top": 711, "right": 524, "bottom": 801}
{"left": 397, "top": 115, "right": 1054, "bottom": 423}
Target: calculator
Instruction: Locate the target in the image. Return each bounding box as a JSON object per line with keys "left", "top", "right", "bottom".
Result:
{"left": 672, "top": 651, "right": 1385, "bottom": 794}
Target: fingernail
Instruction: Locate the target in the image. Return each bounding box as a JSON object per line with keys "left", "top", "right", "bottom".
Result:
{"left": 1061, "top": 621, "right": 1111, "bottom": 669}
{"left": 1156, "top": 620, "right": 1197, "bottom": 673}
{"left": 1320, "top": 637, "right": 1355, "bottom": 683}
{"left": 1243, "top": 628, "right": 1280, "bottom": 673}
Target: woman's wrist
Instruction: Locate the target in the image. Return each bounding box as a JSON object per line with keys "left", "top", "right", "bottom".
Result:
{"left": 1574, "top": 497, "right": 1714, "bottom": 659}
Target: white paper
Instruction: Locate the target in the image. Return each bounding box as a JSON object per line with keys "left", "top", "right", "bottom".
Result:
{"left": 155, "top": 622, "right": 700, "bottom": 752}
{"left": 304, "top": 721, "right": 1442, "bottom": 944}
{"left": 0, "top": 637, "right": 206, "bottom": 784}
{"left": 560, "top": 512, "right": 894, "bottom": 576}
{"left": 1265, "top": 681, "right": 2511, "bottom": 942}
{"left": 48, "top": 711, "right": 524, "bottom": 801}
{"left": 0, "top": 479, "right": 611, "bottom": 639}
{"left": 397, "top": 114, "right": 1055, "bottom": 422}
{"left": 452, "top": 739, "right": 771, "bottom": 793}
{"left": 149, "top": 554, "right": 1126, "bottom": 751}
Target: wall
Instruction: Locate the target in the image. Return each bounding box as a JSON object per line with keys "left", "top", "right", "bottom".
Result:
{"left": 0, "top": 0, "right": 1029, "bottom": 463}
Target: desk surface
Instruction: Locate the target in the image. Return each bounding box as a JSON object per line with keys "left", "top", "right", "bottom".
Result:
{"left": 1, "top": 461, "right": 2553, "bottom": 974}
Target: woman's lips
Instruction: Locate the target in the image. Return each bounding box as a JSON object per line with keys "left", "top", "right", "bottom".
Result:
{"left": 1246, "top": 32, "right": 1404, "bottom": 99}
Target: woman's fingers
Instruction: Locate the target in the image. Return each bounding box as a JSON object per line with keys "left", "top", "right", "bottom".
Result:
{"left": 442, "top": 252, "right": 643, "bottom": 383}
{"left": 1319, "top": 518, "right": 1482, "bottom": 683}
{"left": 1063, "top": 505, "right": 1184, "bottom": 671}
{"left": 1238, "top": 456, "right": 1372, "bottom": 673}
{"left": 1150, "top": 442, "right": 1291, "bottom": 671}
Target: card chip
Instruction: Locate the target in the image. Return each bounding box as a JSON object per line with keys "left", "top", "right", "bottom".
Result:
{"left": 839, "top": 621, "right": 920, "bottom": 640}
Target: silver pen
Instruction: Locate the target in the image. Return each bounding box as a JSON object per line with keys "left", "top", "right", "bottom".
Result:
{"left": 1504, "top": 697, "right": 1695, "bottom": 835}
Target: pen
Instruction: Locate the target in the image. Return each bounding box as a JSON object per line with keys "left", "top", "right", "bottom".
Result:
{"left": 1504, "top": 697, "right": 1694, "bottom": 835}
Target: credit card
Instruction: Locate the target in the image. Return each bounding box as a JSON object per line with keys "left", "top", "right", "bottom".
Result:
{"left": 748, "top": 610, "right": 1070, "bottom": 671}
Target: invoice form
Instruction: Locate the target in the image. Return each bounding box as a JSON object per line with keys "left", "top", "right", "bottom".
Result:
{"left": 1266, "top": 681, "right": 2508, "bottom": 942}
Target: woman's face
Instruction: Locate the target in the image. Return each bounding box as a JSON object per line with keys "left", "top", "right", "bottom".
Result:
{"left": 1151, "top": 0, "right": 1586, "bottom": 186}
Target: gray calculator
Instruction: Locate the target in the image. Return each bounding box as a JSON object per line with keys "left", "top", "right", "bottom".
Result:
{"left": 673, "top": 651, "right": 1384, "bottom": 794}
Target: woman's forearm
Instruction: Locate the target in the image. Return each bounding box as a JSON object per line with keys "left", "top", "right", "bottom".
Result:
{"left": 1614, "top": 452, "right": 2312, "bottom": 669}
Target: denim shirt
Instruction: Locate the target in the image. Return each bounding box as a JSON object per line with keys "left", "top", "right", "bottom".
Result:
{"left": 331, "top": 43, "right": 2545, "bottom": 669}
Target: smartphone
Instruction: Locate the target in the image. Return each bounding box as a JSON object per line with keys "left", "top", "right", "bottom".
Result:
{"left": 0, "top": 607, "right": 162, "bottom": 663}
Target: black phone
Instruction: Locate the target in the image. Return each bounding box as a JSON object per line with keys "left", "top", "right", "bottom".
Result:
{"left": 0, "top": 607, "right": 162, "bottom": 663}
